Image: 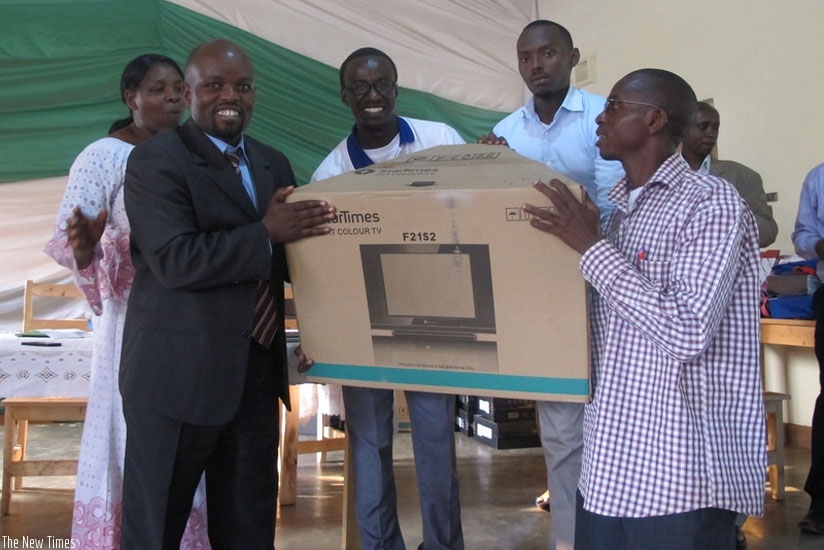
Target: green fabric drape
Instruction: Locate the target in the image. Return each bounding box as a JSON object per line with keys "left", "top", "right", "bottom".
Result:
{"left": 2, "top": 0, "right": 507, "bottom": 185}
{"left": 0, "top": 0, "right": 163, "bottom": 182}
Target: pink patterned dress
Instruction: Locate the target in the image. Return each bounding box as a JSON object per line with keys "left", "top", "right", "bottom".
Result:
{"left": 45, "top": 137, "right": 210, "bottom": 549}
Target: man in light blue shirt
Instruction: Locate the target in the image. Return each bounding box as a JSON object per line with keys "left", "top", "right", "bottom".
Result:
{"left": 794, "top": 164, "right": 824, "bottom": 280}
{"left": 792, "top": 162, "right": 824, "bottom": 536}
{"left": 481, "top": 21, "right": 623, "bottom": 219}
{"left": 479, "top": 20, "right": 623, "bottom": 550}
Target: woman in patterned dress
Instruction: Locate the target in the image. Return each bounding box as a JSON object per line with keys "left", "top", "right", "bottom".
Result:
{"left": 45, "top": 54, "right": 210, "bottom": 550}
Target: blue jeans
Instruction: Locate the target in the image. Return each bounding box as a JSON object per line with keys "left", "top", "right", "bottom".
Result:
{"left": 575, "top": 491, "right": 736, "bottom": 550}
{"left": 342, "top": 386, "right": 463, "bottom": 550}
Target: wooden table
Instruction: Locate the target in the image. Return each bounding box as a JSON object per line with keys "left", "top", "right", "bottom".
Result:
{"left": 0, "top": 332, "right": 91, "bottom": 514}
{"left": 760, "top": 318, "right": 815, "bottom": 348}
{"left": 760, "top": 318, "right": 815, "bottom": 397}
{"left": 0, "top": 332, "right": 92, "bottom": 398}
{"left": 759, "top": 318, "right": 816, "bottom": 500}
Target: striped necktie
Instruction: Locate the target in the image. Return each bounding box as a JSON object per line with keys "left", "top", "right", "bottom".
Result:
{"left": 251, "top": 280, "right": 278, "bottom": 348}
{"left": 223, "top": 147, "right": 277, "bottom": 348}
{"left": 224, "top": 148, "right": 241, "bottom": 174}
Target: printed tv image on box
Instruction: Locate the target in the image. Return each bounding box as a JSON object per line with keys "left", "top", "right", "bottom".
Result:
{"left": 360, "top": 243, "right": 499, "bottom": 373}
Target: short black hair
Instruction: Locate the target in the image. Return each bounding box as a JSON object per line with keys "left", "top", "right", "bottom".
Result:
{"left": 622, "top": 68, "right": 697, "bottom": 147}
{"left": 521, "top": 20, "right": 574, "bottom": 50}
{"left": 339, "top": 47, "right": 398, "bottom": 89}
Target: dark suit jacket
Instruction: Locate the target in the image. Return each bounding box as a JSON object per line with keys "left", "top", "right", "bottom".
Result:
{"left": 711, "top": 159, "right": 778, "bottom": 247}
{"left": 121, "top": 118, "right": 293, "bottom": 425}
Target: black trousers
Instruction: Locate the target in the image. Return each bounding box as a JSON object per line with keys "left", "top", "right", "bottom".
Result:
{"left": 807, "top": 286, "right": 824, "bottom": 511}
{"left": 121, "top": 342, "right": 281, "bottom": 550}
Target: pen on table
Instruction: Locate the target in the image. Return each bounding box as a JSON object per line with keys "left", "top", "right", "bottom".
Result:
{"left": 21, "top": 341, "right": 62, "bottom": 347}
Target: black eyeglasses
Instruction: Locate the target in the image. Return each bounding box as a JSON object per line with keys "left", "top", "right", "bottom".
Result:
{"left": 603, "top": 98, "right": 664, "bottom": 114}
{"left": 345, "top": 79, "right": 397, "bottom": 96}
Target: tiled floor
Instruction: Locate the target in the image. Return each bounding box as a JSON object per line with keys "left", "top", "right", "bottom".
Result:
{"left": 1, "top": 422, "right": 823, "bottom": 549}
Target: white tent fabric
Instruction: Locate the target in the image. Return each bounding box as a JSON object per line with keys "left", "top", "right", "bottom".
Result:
{"left": 171, "top": 0, "right": 533, "bottom": 112}
{"left": 0, "top": 176, "right": 82, "bottom": 330}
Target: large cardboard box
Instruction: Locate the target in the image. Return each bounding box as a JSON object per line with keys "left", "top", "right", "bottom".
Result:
{"left": 286, "top": 144, "right": 590, "bottom": 402}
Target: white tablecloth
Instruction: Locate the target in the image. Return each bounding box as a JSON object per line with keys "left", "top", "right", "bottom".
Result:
{"left": 0, "top": 332, "right": 92, "bottom": 397}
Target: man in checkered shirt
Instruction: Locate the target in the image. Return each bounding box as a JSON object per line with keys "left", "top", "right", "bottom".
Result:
{"left": 522, "top": 68, "right": 766, "bottom": 549}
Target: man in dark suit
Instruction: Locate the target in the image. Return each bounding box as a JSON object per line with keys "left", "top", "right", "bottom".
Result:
{"left": 120, "top": 39, "right": 335, "bottom": 549}
{"left": 681, "top": 101, "right": 778, "bottom": 248}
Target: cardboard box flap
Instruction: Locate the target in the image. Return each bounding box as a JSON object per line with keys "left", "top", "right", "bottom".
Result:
{"left": 294, "top": 144, "right": 583, "bottom": 195}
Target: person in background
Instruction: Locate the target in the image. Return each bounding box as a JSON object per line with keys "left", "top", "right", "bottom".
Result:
{"left": 478, "top": 19, "right": 624, "bottom": 550}
{"left": 791, "top": 162, "right": 824, "bottom": 536}
{"left": 312, "top": 47, "right": 465, "bottom": 550}
{"left": 119, "top": 39, "right": 333, "bottom": 549}
{"left": 45, "top": 53, "right": 210, "bottom": 549}
{"left": 681, "top": 101, "right": 778, "bottom": 247}
{"left": 523, "top": 68, "right": 765, "bottom": 549}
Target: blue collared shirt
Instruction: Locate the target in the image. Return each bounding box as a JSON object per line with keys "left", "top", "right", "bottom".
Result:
{"left": 792, "top": 163, "right": 824, "bottom": 280}
{"left": 493, "top": 87, "right": 624, "bottom": 217}
{"left": 205, "top": 133, "right": 258, "bottom": 210}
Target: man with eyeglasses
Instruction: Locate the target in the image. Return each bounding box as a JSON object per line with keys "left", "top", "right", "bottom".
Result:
{"left": 312, "top": 47, "right": 465, "bottom": 550}
{"left": 478, "top": 19, "right": 624, "bottom": 550}
{"left": 523, "top": 68, "right": 765, "bottom": 549}
{"left": 681, "top": 101, "right": 777, "bottom": 248}
{"left": 312, "top": 47, "right": 464, "bottom": 181}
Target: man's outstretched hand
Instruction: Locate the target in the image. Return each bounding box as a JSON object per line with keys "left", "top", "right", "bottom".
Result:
{"left": 263, "top": 186, "right": 336, "bottom": 244}
{"left": 522, "top": 179, "right": 602, "bottom": 255}
{"left": 477, "top": 132, "right": 509, "bottom": 147}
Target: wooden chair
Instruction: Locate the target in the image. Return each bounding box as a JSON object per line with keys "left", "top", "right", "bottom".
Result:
{"left": 1, "top": 280, "right": 90, "bottom": 515}
{"left": 22, "top": 279, "right": 89, "bottom": 332}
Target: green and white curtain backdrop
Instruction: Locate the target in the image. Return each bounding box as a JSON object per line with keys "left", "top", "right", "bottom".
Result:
{"left": 0, "top": 0, "right": 534, "bottom": 327}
